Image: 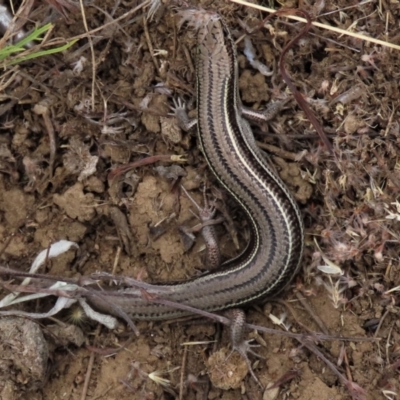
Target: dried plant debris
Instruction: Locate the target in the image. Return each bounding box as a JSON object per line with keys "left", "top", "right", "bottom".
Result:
{"left": 62, "top": 137, "right": 99, "bottom": 181}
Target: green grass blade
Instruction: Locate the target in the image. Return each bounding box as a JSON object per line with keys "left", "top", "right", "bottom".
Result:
{"left": 3, "top": 39, "right": 78, "bottom": 67}
{"left": 0, "top": 23, "right": 77, "bottom": 67}
{"left": 14, "top": 23, "right": 54, "bottom": 48}
{"left": 0, "top": 45, "right": 24, "bottom": 60}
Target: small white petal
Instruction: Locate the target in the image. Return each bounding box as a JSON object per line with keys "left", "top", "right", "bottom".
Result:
{"left": 317, "top": 264, "right": 344, "bottom": 275}
{"left": 79, "top": 299, "right": 118, "bottom": 329}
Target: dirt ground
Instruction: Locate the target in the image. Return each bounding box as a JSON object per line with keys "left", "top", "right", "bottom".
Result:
{"left": 1, "top": 0, "right": 400, "bottom": 399}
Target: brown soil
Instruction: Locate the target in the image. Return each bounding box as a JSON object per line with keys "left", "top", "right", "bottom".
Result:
{"left": 0, "top": 1, "right": 400, "bottom": 399}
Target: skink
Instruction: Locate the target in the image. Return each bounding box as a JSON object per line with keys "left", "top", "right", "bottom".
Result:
{"left": 89, "top": 10, "right": 304, "bottom": 320}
